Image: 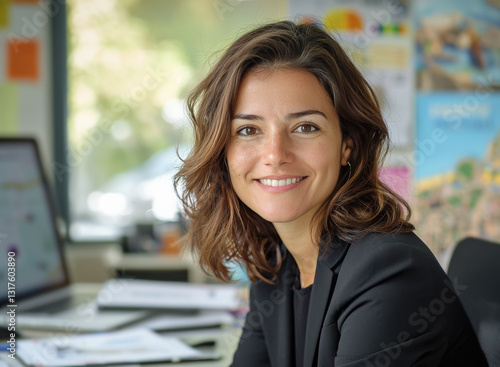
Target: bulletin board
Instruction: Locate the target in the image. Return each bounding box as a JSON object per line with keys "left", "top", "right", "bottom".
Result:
{"left": 288, "top": 0, "right": 500, "bottom": 259}
{"left": 413, "top": 0, "right": 500, "bottom": 255}
{"left": 0, "top": 0, "right": 53, "bottom": 170}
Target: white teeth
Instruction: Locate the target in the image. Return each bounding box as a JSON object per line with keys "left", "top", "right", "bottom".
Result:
{"left": 259, "top": 177, "right": 304, "bottom": 187}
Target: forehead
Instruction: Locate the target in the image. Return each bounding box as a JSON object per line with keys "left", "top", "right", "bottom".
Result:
{"left": 233, "top": 68, "right": 333, "bottom": 113}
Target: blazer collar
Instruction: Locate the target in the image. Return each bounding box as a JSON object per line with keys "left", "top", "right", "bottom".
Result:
{"left": 319, "top": 235, "right": 351, "bottom": 269}
{"left": 303, "top": 236, "right": 351, "bottom": 367}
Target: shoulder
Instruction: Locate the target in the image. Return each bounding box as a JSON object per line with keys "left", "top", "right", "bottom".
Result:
{"left": 336, "top": 232, "right": 447, "bottom": 297}
{"left": 324, "top": 232, "right": 485, "bottom": 364}
{"left": 350, "top": 231, "right": 430, "bottom": 251}
{"left": 345, "top": 231, "right": 439, "bottom": 270}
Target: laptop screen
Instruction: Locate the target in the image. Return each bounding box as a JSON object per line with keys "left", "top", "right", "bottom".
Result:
{"left": 0, "top": 138, "right": 67, "bottom": 305}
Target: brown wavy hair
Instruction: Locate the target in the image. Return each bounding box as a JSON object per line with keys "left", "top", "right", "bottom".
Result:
{"left": 174, "top": 20, "right": 414, "bottom": 283}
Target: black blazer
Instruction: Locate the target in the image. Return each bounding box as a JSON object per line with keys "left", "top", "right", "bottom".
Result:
{"left": 231, "top": 232, "right": 488, "bottom": 366}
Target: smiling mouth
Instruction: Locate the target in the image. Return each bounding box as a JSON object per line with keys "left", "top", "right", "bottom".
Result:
{"left": 258, "top": 177, "right": 306, "bottom": 187}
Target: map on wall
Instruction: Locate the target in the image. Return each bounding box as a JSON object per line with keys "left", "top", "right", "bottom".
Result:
{"left": 413, "top": 0, "right": 500, "bottom": 258}
{"left": 414, "top": 93, "right": 500, "bottom": 255}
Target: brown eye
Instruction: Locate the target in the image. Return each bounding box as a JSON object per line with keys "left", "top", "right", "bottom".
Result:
{"left": 295, "top": 124, "right": 318, "bottom": 133}
{"left": 238, "top": 127, "right": 258, "bottom": 136}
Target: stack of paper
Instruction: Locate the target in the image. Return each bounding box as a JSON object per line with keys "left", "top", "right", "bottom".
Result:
{"left": 96, "top": 279, "right": 240, "bottom": 311}
{"left": 17, "top": 329, "right": 218, "bottom": 367}
{"left": 130, "top": 309, "right": 235, "bottom": 331}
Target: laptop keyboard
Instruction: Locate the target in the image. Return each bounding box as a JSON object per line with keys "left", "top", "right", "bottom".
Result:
{"left": 22, "top": 294, "right": 94, "bottom": 314}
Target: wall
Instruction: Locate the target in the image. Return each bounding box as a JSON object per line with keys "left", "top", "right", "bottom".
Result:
{"left": 288, "top": 0, "right": 500, "bottom": 260}
{"left": 0, "top": 0, "right": 53, "bottom": 172}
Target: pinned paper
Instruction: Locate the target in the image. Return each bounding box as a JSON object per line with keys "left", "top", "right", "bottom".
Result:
{"left": 0, "top": 0, "right": 10, "bottom": 28}
{"left": 379, "top": 166, "right": 411, "bottom": 201}
{"left": 0, "top": 84, "right": 19, "bottom": 134}
{"left": 7, "top": 38, "right": 40, "bottom": 81}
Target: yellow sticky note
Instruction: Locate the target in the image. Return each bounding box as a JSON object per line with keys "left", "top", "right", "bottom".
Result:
{"left": 0, "top": 0, "right": 10, "bottom": 28}
{"left": 0, "top": 84, "right": 19, "bottom": 134}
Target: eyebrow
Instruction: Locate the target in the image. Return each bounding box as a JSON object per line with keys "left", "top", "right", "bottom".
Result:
{"left": 231, "top": 109, "right": 327, "bottom": 121}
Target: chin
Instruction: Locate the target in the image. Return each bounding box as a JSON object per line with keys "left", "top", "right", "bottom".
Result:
{"left": 256, "top": 210, "right": 304, "bottom": 224}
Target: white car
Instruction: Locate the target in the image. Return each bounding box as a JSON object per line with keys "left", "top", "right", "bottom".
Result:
{"left": 87, "top": 145, "right": 190, "bottom": 228}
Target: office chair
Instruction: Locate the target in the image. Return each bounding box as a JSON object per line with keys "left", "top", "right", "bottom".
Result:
{"left": 447, "top": 237, "right": 500, "bottom": 367}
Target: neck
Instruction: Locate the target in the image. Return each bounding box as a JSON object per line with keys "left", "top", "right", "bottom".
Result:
{"left": 274, "top": 218, "right": 319, "bottom": 289}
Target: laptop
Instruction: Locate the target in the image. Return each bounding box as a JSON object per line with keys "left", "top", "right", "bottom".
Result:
{"left": 0, "top": 137, "right": 149, "bottom": 332}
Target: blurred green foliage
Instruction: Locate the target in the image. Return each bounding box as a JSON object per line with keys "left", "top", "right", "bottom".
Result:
{"left": 67, "top": 0, "right": 286, "bottom": 190}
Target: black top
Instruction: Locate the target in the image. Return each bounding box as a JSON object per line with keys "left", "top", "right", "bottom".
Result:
{"left": 293, "top": 276, "right": 313, "bottom": 367}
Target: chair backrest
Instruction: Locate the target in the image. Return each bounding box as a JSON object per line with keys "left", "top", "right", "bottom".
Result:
{"left": 447, "top": 237, "right": 500, "bottom": 367}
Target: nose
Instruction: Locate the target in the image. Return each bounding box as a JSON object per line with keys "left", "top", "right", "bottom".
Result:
{"left": 261, "top": 130, "right": 294, "bottom": 167}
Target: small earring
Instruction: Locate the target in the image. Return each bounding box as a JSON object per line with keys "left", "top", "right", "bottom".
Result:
{"left": 347, "top": 161, "right": 352, "bottom": 181}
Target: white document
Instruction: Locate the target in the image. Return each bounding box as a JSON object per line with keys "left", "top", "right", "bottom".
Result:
{"left": 17, "top": 329, "right": 208, "bottom": 366}
{"left": 130, "top": 310, "right": 235, "bottom": 331}
{"left": 96, "top": 279, "right": 240, "bottom": 310}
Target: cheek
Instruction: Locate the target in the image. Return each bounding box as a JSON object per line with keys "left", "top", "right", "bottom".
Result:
{"left": 226, "top": 144, "right": 253, "bottom": 179}
{"left": 312, "top": 147, "right": 342, "bottom": 182}
{"left": 226, "top": 149, "right": 250, "bottom": 203}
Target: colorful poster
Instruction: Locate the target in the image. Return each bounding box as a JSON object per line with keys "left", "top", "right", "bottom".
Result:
{"left": 289, "top": 0, "right": 413, "bottom": 147}
{"left": 414, "top": 0, "right": 500, "bottom": 91}
{"left": 349, "top": 39, "right": 413, "bottom": 147}
{"left": 414, "top": 92, "right": 500, "bottom": 254}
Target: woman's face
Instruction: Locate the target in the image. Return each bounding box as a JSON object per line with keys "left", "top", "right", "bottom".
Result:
{"left": 226, "top": 68, "right": 351, "bottom": 227}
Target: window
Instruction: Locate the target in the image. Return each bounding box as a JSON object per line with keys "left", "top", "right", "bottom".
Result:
{"left": 66, "top": 0, "right": 287, "bottom": 241}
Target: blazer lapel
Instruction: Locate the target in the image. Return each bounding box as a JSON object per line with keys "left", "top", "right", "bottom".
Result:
{"left": 303, "top": 238, "right": 350, "bottom": 367}
{"left": 302, "top": 260, "right": 335, "bottom": 367}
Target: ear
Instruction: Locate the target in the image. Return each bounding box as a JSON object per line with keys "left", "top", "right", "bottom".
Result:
{"left": 341, "top": 137, "right": 353, "bottom": 166}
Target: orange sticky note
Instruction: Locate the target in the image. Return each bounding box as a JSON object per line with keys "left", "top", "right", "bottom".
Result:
{"left": 7, "top": 39, "right": 39, "bottom": 81}
{"left": 0, "top": 0, "right": 10, "bottom": 28}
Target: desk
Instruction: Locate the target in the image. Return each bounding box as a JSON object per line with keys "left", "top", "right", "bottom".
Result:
{"left": 3, "top": 327, "right": 240, "bottom": 367}
{"left": 65, "top": 243, "right": 212, "bottom": 285}
{"left": 5, "top": 282, "right": 243, "bottom": 367}
{"left": 157, "top": 328, "right": 240, "bottom": 366}
{"left": 112, "top": 252, "right": 209, "bottom": 283}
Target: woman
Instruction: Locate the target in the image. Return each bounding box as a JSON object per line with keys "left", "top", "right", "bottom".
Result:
{"left": 174, "top": 21, "right": 487, "bottom": 366}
